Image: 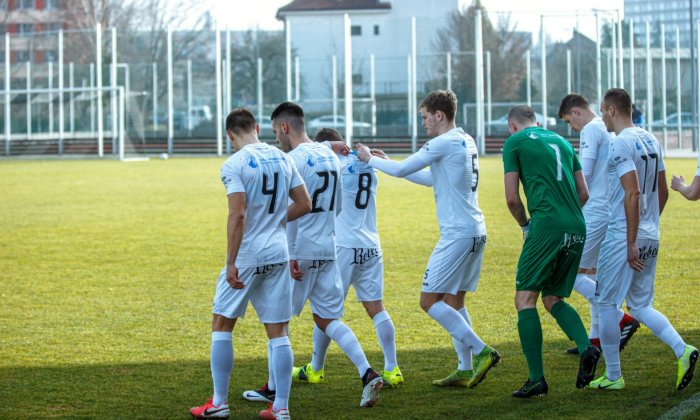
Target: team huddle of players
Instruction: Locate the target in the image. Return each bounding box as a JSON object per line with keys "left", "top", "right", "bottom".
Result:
{"left": 188, "top": 88, "right": 699, "bottom": 419}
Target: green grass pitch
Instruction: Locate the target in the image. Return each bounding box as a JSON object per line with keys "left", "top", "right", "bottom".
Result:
{"left": 0, "top": 155, "right": 698, "bottom": 419}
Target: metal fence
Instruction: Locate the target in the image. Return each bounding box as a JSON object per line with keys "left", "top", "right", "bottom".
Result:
{"left": 0, "top": 9, "right": 698, "bottom": 158}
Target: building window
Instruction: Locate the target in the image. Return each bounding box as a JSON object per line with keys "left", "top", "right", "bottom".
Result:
{"left": 0, "top": 0, "right": 6, "bottom": 10}
{"left": 351, "top": 25, "right": 362, "bottom": 36}
{"left": 44, "top": 50, "right": 57, "bottom": 62}
{"left": 45, "top": 22, "right": 62, "bottom": 32}
{"left": 352, "top": 73, "right": 363, "bottom": 85}
{"left": 45, "top": 0, "right": 61, "bottom": 9}
{"left": 374, "top": 25, "right": 379, "bottom": 35}
{"left": 17, "top": 50, "right": 30, "bottom": 62}
{"left": 18, "top": 0, "right": 35, "bottom": 9}
{"left": 17, "top": 23, "right": 34, "bottom": 36}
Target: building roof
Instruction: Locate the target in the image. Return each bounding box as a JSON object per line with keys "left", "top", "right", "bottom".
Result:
{"left": 277, "top": 0, "right": 391, "bottom": 18}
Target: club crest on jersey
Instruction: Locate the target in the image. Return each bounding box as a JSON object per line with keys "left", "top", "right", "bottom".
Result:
{"left": 347, "top": 161, "right": 359, "bottom": 174}
{"left": 461, "top": 139, "right": 466, "bottom": 148}
{"left": 248, "top": 156, "right": 259, "bottom": 168}
{"left": 528, "top": 132, "right": 538, "bottom": 139}
{"left": 306, "top": 154, "right": 317, "bottom": 167}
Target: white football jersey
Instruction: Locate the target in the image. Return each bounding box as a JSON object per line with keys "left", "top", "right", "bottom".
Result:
{"left": 414, "top": 128, "right": 486, "bottom": 239}
{"left": 287, "top": 142, "right": 343, "bottom": 260}
{"left": 607, "top": 127, "right": 665, "bottom": 240}
{"left": 696, "top": 153, "right": 700, "bottom": 177}
{"left": 220, "top": 142, "right": 303, "bottom": 267}
{"left": 579, "top": 117, "right": 611, "bottom": 222}
{"left": 335, "top": 153, "right": 380, "bottom": 249}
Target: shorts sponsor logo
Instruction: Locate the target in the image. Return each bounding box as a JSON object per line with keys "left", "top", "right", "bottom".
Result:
{"left": 254, "top": 263, "right": 283, "bottom": 276}
{"left": 562, "top": 233, "right": 586, "bottom": 249}
{"left": 352, "top": 248, "right": 379, "bottom": 265}
{"left": 471, "top": 236, "right": 487, "bottom": 253}
{"left": 638, "top": 245, "right": 658, "bottom": 261}
{"left": 309, "top": 260, "right": 331, "bottom": 269}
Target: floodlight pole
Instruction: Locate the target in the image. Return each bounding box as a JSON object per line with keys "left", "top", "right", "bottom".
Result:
{"left": 370, "top": 53, "right": 376, "bottom": 136}
{"left": 48, "top": 62, "right": 53, "bottom": 134}
{"left": 646, "top": 21, "right": 654, "bottom": 133}
{"left": 215, "top": 24, "right": 223, "bottom": 156}
{"left": 58, "top": 29, "right": 64, "bottom": 154}
{"left": 446, "top": 51, "right": 452, "bottom": 92}
{"left": 69, "top": 61, "right": 75, "bottom": 134}
{"left": 540, "top": 15, "right": 548, "bottom": 130}
{"left": 286, "top": 20, "right": 292, "bottom": 102}
{"left": 152, "top": 62, "right": 157, "bottom": 136}
{"left": 692, "top": 1, "right": 698, "bottom": 151}
{"left": 475, "top": 10, "right": 485, "bottom": 153}
{"left": 526, "top": 50, "right": 532, "bottom": 107}
{"left": 344, "top": 13, "right": 353, "bottom": 146}
{"left": 4, "top": 34, "right": 10, "bottom": 156}
{"left": 167, "top": 25, "right": 174, "bottom": 154}
{"left": 332, "top": 55, "right": 338, "bottom": 127}
{"left": 111, "top": 27, "right": 117, "bottom": 152}
{"left": 97, "top": 23, "right": 104, "bottom": 158}
{"left": 661, "top": 24, "right": 668, "bottom": 151}
{"left": 617, "top": 10, "right": 624, "bottom": 88}
{"left": 411, "top": 16, "right": 417, "bottom": 151}
{"left": 676, "top": 26, "right": 682, "bottom": 147}
{"left": 26, "top": 62, "right": 31, "bottom": 140}
{"left": 257, "top": 57, "right": 264, "bottom": 124}
{"left": 630, "top": 20, "right": 635, "bottom": 105}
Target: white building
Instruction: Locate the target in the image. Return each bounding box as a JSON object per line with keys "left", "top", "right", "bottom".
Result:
{"left": 276, "top": 0, "right": 459, "bottom": 112}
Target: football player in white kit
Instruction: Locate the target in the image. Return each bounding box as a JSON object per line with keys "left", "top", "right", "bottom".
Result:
{"left": 670, "top": 153, "right": 700, "bottom": 201}
{"left": 189, "top": 109, "right": 312, "bottom": 420}
{"left": 302, "top": 127, "right": 403, "bottom": 388}
{"left": 558, "top": 94, "right": 640, "bottom": 355}
{"left": 356, "top": 90, "right": 500, "bottom": 389}
{"left": 244, "top": 103, "right": 384, "bottom": 408}
{"left": 589, "top": 88, "right": 698, "bottom": 391}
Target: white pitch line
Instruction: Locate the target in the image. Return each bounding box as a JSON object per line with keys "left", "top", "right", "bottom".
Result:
{"left": 657, "top": 391, "right": 700, "bottom": 420}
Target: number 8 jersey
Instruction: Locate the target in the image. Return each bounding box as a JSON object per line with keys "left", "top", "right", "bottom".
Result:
{"left": 335, "top": 153, "right": 380, "bottom": 249}
{"left": 287, "top": 142, "right": 343, "bottom": 260}
{"left": 607, "top": 126, "right": 665, "bottom": 240}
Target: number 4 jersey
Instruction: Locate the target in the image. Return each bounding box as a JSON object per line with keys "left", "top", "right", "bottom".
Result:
{"left": 335, "top": 153, "right": 380, "bottom": 249}
{"left": 607, "top": 126, "right": 665, "bottom": 241}
{"left": 220, "top": 142, "right": 303, "bottom": 267}
{"left": 287, "top": 142, "right": 343, "bottom": 260}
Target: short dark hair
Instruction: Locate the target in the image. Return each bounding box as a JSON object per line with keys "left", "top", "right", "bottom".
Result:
{"left": 419, "top": 90, "right": 457, "bottom": 121}
{"left": 270, "top": 102, "right": 305, "bottom": 132}
{"left": 508, "top": 105, "right": 537, "bottom": 126}
{"left": 313, "top": 128, "right": 344, "bottom": 143}
{"left": 603, "top": 88, "right": 632, "bottom": 117}
{"left": 225, "top": 108, "right": 257, "bottom": 135}
{"left": 558, "top": 93, "right": 590, "bottom": 119}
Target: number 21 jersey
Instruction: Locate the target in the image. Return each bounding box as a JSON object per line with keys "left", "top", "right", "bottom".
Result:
{"left": 287, "top": 142, "right": 343, "bottom": 260}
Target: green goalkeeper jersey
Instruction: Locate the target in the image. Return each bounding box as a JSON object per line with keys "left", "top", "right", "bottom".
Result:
{"left": 502, "top": 126, "right": 585, "bottom": 235}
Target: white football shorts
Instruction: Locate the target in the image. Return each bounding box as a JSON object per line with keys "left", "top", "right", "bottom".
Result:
{"left": 421, "top": 236, "right": 487, "bottom": 295}
{"left": 336, "top": 247, "right": 384, "bottom": 302}
{"left": 292, "top": 259, "right": 345, "bottom": 319}
{"left": 594, "top": 237, "right": 659, "bottom": 309}
{"left": 579, "top": 219, "right": 608, "bottom": 269}
{"left": 212, "top": 261, "right": 292, "bottom": 324}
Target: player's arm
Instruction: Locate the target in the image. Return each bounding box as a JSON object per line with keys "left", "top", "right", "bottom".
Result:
{"left": 287, "top": 183, "right": 312, "bottom": 222}
{"left": 671, "top": 174, "right": 700, "bottom": 201}
{"left": 355, "top": 143, "right": 429, "bottom": 178}
{"left": 321, "top": 140, "right": 351, "bottom": 156}
{"left": 369, "top": 147, "right": 432, "bottom": 186}
{"left": 504, "top": 171, "right": 529, "bottom": 227}
{"left": 573, "top": 170, "right": 589, "bottom": 207}
{"left": 619, "top": 171, "right": 644, "bottom": 272}
{"left": 226, "top": 192, "right": 246, "bottom": 289}
{"left": 658, "top": 170, "right": 669, "bottom": 214}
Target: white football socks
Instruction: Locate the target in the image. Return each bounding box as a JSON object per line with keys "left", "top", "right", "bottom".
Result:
{"left": 372, "top": 310, "right": 398, "bottom": 371}
{"left": 310, "top": 324, "right": 331, "bottom": 372}
{"left": 270, "top": 336, "right": 293, "bottom": 411}
{"left": 453, "top": 307, "right": 473, "bottom": 371}
{"left": 428, "top": 301, "right": 485, "bottom": 355}
{"left": 598, "top": 304, "right": 622, "bottom": 381}
{"left": 210, "top": 331, "right": 233, "bottom": 407}
{"left": 325, "top": 319, "right": 371, "bottom": 377}
{"left": 267, "top": 340, "right": 276, "bottom": 392}
{"left": 631, "top": 306, "right": 687, "bottom": 358}
{"left": 574, "top": 274, "right": 596, "bottom": 301}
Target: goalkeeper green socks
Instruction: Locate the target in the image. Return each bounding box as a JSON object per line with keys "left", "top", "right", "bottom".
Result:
{"left": 518, "top": 308, "right": 544, "bottom": 382}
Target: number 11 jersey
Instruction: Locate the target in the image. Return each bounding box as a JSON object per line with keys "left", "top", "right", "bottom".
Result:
{"left": 607, "top": 127, "right": 665, "bottom": 240}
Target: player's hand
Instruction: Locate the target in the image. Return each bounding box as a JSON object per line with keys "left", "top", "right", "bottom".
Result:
{"left": 290, "top": 260, "right": 304, "bottom": 281}
{"left": 626, "top": 242, "right": 644, "bottom": 272}
{"left": 670, "top": 175, "right": 686, "bottom": 192}
{"left": 226, "top": 265, "right": 244, "bottom": 289}
{"left": 371, "top": 148, "right": 389, "bottom": 160}
{"left": 355, "top": 143, "right": 372, "bottom": 163}
{"left": 328, "top": 141, "right": 351, "bottom": 156}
